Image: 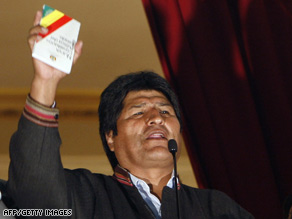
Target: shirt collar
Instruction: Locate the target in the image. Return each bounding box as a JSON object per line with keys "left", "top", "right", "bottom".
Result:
{"left": 129, "top": 170, "right": 175, "bottom": 189}
{"left": 113, "top": 165, "right": 180, "bottom": 189}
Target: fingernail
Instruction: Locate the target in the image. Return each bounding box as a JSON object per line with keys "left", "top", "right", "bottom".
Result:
{"left": 41, "top": 27, "right": 48, "bottom": 34}
{"left": 36, "top": 35, "right": 42, "bottom": 42}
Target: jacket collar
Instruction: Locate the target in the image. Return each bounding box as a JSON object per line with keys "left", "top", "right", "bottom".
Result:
{"left": 113, "top": 165, "right": 181, "bottom": 190}
{"left": 113, "top": 165, "right": 134, "bottom": 186}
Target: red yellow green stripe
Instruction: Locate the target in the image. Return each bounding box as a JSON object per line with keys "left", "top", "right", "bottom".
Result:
{"left": 41, "top": 10, "right": 64, "bottom": 27}
{"left": 39, "top": 15, "right": 72, "bottom": 38}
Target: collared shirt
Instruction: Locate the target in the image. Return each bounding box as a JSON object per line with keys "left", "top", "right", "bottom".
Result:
{"left": 129, "top": 171, "right": 175, "bottom": 219}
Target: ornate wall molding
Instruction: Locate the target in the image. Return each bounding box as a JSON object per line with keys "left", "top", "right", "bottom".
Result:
{"left": 0, "top": 89, "right": 102, "bottom": 118}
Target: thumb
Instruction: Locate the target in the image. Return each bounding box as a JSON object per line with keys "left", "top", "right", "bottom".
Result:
{"left": 73, "top": 40, "right": 83, "bottom": 64}
{"left": 33, "top": 11, "right": 43, "bottom": 26}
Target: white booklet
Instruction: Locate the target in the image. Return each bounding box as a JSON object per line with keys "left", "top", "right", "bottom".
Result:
{"left": 32, "top": 5, "right": 81, "bottom": 74}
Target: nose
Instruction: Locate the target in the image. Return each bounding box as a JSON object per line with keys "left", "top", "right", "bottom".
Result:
{"left": 146, "top": 109, "right": 165, "bottom": 126}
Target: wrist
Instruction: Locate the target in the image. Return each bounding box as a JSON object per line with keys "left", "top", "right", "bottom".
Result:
{"left": 30, "top": 76, "right": 59, "bottom": 106}
{"left": 28, "top": 94, "right": 57, "bottom": 108}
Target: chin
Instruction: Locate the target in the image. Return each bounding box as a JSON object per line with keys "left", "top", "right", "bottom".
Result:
{"left": 148, "top": 146, "right": 172, "bottom": 160}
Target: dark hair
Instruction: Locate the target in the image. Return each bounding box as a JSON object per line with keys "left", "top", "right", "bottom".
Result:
{"left": 98, "top": 71, "right": 182, "bottom": 169}
{"left": 283, "top": 195, "right": 292, "bottom": 219}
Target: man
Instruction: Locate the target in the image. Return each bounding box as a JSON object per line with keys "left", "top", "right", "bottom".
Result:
{"left": 284, "top": 195, "right": 292, "bottom": 219}
{"left": 6, "top": 11, "right": 254, "bottom": 218}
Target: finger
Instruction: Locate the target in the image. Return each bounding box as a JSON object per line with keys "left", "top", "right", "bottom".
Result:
{"left": 33, "top": 11, "right": 42, "bottom": 26}
{"left": 27, "top": 26, "right": 48, "bottom": 51}
{"left": 28, "top": 11, "right": 45, "bottom": 52}
{"left": 27, "top": 34, "right": 41, "bottom": 51}
{"left": 29, "top": 25, "right": 48, "bottom": 36}
{"left": 73, "top": 40, "right": 83, "bottom": 64}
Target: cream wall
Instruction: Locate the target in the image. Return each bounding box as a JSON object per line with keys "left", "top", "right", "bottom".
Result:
{"left": 0, "top": 0, "right": 163, "bottom": 89}
{"left": 0, "top": 0, "right": 198, "bottom": 187}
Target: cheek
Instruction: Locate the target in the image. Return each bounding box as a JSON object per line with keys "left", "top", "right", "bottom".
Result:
{"left": 117, "top": 125, "right": 135, "bottom": 141}
{"left": 117, "top": 120, "right": 144, "bottom": 136}
{"left": 167, "top": 118, "right": 182, "bottom": 145}
{"left": 114, "top": 121, "right": 141, "bottom": 150}
{"left": 169, "top": 118, "right": 181, "bottom": 133}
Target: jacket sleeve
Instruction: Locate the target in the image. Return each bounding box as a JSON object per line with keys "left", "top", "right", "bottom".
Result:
{"left": 204, "top": 189, "right": 255, "bottom": 218}
{"left": 7, "top": 95, "right": 69, "bottom": 211}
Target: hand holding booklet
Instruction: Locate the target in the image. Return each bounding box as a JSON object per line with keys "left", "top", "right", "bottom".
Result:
{"left": 32, "top": 5, "right": 81, "bottom": 74}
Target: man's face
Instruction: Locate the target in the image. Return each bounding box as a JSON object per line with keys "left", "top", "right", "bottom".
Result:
{"left": 106, "top": 90, "right": 182, "bottom": 172}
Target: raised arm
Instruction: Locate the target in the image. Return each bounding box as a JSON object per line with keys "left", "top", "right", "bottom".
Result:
{"left": 28, "top": 10, "right": 83, "bottom": 106}
{"left": 7, "top": 11, "right": 83, "bottom": 211}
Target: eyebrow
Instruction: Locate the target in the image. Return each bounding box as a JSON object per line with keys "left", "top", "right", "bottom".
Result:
{"left": 129, "top": 102, "right": 172, "bottom": 109}
{"left": 129, "top": 103, "right": 146, "bottom": 109}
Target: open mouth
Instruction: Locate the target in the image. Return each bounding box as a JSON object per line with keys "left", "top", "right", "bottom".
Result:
{"left": 147, "top": 131, "right": 167, "bottom": 140}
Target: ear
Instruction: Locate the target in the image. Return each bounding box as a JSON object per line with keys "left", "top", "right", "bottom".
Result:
{"left": 105, "top": 130, "right": 115, "bottom": 152}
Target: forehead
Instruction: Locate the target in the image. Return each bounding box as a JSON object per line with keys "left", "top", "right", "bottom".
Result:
{"left": 123, "top": 90, "right": 170, "bottom": 105}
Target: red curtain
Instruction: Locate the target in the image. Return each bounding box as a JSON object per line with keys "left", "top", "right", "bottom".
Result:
{"left": 142, "top": 0, "right": 292, "bottom": 218}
